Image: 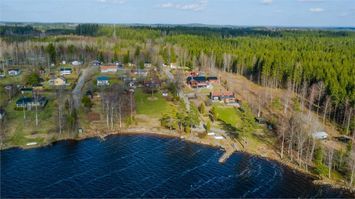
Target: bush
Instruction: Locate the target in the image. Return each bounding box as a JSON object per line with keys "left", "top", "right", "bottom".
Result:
{"left": 199, "top": 103, "right": 206, "bottom": 114}
{"left": 271, "top": 98, "right": 282, "bottom": 110}
{"left": 81, "top": 96, "right": 93, "bottom": 109}
{"left": 125, "top": 116, "right": 135, "bottom": 127}
{"left": 205, "top": 120, "right": 211, "bottom": 132}
{"left": 25, "top": 72, "right": 41, "bottom": 85}
{"left": 184, "top": 125, "right": 191, "bottom": 134}
{"left": 313, "top": 163, "right": 329, "bottom": 176}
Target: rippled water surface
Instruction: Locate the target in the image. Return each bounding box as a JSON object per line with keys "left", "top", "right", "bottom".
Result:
{"left": 1, "top": 135, "right": 353, "bottom": 198}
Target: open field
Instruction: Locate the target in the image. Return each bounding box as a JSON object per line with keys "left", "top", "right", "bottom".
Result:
{"left": 134, "top": 88, "right": 170, "bottom": 117}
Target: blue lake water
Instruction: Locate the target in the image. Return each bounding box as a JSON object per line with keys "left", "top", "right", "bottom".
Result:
{"left": 1, "top": 135, "right": 353, "bottom": 198}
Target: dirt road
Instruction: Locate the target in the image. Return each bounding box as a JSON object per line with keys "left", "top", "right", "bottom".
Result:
{"left": 72, "top": 65, "right": 98, "bottom": 109}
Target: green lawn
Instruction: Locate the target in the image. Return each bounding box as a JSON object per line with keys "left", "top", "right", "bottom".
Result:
{"left": 134, "top": 88, "right": 170, "bottom": 117}
{"left": 3, "top": 96, "right": 56, "bottom": 147}
{"left": 214, "top": 105, "right": 242, "bottom": 128}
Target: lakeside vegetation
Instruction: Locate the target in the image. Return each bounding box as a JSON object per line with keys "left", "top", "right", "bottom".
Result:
{"left": 0, "top": 23, "right": 354, "bottom": 189}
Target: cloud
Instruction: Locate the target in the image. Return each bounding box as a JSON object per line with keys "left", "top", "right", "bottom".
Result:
{"left": 261, "top": 0, "right": 273, "bottom": 5}
{"left": 97, "top": 0, "right": 126, "bottom": 4}
{"left": 158, "top": 0, "right": 208, "bottom": 11}
{"left": 160, "top": 3, "right": 174, "bottom": 8}
{"left": 309, "top": 7, "right": 324, "bottom": 12}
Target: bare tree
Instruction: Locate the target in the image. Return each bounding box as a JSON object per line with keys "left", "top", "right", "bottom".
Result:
{"left": 345, "top": 107, "right": 353, "bottom": 135}
{"left": 283, "top": 80, "right": 293, "bottom": 114}
{"left": 323, "top": 96, "right": 331, "bottom": 124}
{"left": 34, "top": 92, "right": 39, "bottom": 126}
{"left": 300, "top": 81, "right": 308, "bottom": 111}
{"left": 56, "top": 86, "right": 65, "bottom": 134}
{"left": 327, "top": 147, "right": 334, "bottom": 179}
{"left": 308, "top": 84, "right": 317, "bottom": 117}
{"left": 223, "top": 53, "right": 232, "bottom": 72}
{"left": 349, "top": 154, "right": 355, "bottom": 187}
{"left": 278, "top": 117, "right": 288, "bottom": 159}
{"left": 316, "top": 81, "right": 325, "bottom": 116}
{"left": 199, "top": 52, "right": 208, "bottom": 71}
{"left": 288, "top": 117, "right": 296, "bottom": 161}
{"left": 175, "top": 69, "right": 185, "bottom": 92}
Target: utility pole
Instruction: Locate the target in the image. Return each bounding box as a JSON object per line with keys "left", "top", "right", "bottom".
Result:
{"left": 130, "top": 91, "right": 133, "bottom": 121}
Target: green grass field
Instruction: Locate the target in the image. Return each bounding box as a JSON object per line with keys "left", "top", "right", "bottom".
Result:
{"left": 3, "top": 96, "right": 57, "bottom": 147}
{"left": 213, "top": 105, "right": 242, "bottom": 128}
{"left": 134, "top": 88, "right": 170, "bottom": 117}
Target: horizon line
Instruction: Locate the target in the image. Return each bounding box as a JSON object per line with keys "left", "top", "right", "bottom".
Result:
{"left": 1, "top": 21, "right": 354, "bottom": 29}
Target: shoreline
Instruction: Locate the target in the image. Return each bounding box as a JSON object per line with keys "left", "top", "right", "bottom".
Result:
{"left": 1, "top": 128, "right": 354, "bottom": 194}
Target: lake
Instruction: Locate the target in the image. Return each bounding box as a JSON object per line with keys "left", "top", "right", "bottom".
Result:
{"left": 1, "top": 135, "right": 353, "bottom": 198}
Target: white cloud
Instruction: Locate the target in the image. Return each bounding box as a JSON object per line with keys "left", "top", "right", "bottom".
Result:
{"left": 158, "top": 0, "right": 208, "bottom": 11}
{"left": 160, "top": 3, "right": 174, "bottom": 8}
{"left": 309, "top": 7, "right": 324, "bottom": 12}
{"left": 261, "top": 0, "right": 273, "bottom": 5}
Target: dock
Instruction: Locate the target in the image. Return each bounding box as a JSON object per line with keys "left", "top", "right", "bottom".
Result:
{"left": 217, "top": 135, "right": 241, "bottom": 163}
{"left": 218, "top": 148, "right": 237, "bottom": 163}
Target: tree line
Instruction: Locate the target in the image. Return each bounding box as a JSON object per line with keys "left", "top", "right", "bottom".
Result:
{"left": 1, "top": 24, "right": 353, "bottom": 134}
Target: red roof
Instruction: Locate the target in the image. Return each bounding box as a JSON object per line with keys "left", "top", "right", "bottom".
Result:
{"left": 100, "top": 65, "right": 117, "bottom": 71}
{"left": 211, "top": 91, "right": 234, "bottom": 97}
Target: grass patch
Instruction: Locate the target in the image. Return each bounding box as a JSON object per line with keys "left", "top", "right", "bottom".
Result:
{"left": 271, "top": 97, "right": 282, "bottom": 110}
{"left": 213, "top": 105, "right": 242, "bottom": 128}
{"left": 3, "top": 95, "right": 57, "bottom": 147}
{"left": 134, "top": 88, "right": 170, "bottom": 117}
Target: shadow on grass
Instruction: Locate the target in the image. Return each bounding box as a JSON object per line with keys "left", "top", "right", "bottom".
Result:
{"left": 218, "top": 120, "right": 245, "bottom": 149}
{"left": 251, "top": 129, "right": 278, "bottom": 152}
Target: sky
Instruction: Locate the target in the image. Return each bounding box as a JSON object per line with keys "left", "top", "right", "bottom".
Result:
{"left": 0, "top": 0, "right": 354, "bottom": 27}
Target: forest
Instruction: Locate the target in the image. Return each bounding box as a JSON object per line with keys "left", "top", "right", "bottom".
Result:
{"left": 1, "top": 24, "right": 353, "bottom": 133}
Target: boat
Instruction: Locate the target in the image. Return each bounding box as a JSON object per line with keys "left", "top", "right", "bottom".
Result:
{"left": 26, "top": 142, "right": 37, "bottom": 146}
{"left": 214, "top": 136, "right": 224, "bottom": 140}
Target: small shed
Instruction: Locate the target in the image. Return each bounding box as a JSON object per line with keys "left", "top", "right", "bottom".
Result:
{"left": 0, "top": 108, "right": 6, "bottom": 120}
{"left": 312, "top": 131, "right": 328, "bottom": 140}
{"left": 20, "top": 87, "right": 33, "bottom": 95}
{"left": 60, "top": 68, "right": 72, "bottom": 75}
{"left": 8, "top": 69, "right": 21, "bottom": 76}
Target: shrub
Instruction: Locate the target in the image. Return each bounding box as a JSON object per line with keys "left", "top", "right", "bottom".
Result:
{"left": 81, "top": 96, "right": 93, "bottom": 109}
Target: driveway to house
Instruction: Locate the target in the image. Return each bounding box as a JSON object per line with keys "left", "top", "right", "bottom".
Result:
{"left": 163, "top": 67, "right": 190, "bottom": 111}
{"left": 72, "top": 65, "right": 98, "bottom": 109}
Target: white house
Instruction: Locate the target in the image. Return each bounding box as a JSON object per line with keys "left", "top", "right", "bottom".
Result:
{"left": 97, "top": 76, "right": 110, "bottom": 86}
{"left": 49, "top": 77, "right": 67, "bottom": 86}
{"left": 8, "top": 69, "right": 21, "bottom": 76}
{"left": 60, "top": 68, "right": 72, "bottom": 75}
{"left": 72, "top": 61, "right": 82, "bottom": 66}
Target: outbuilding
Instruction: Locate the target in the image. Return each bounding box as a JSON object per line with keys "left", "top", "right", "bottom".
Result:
{"left": 0, "top": 108, "right": 6, "bottom": 120}
{"left": 60, "top": 68, "right": 72, "bottom": 75}
{"left": 312, "top": 131, "right": 328, "bottom": 140}
{"left": 49, "top": 77, "right": 67, "bottom": 86}
{"left": 8, "top": 69, "right": 21, "bottom": 76}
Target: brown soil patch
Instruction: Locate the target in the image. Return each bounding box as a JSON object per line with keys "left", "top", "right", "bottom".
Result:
{"left": 147, "top": 97, "right": 158, "bottom": 101}
{"left": 87, "top": 112, "right": 100, "bottom": 121}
